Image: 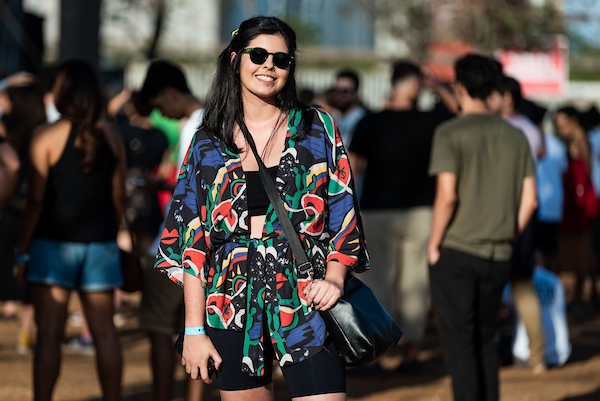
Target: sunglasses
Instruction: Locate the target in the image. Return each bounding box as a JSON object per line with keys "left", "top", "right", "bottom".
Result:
{"left": 242, "top": 47, "right": 294, "bottom": 69}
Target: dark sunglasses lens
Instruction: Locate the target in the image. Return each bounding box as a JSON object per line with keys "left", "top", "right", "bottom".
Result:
{"left": 249, "top": 48, "right": 268, "bottom": 65}
{"left": 273, "top": 53, "right": 291, "bottom": 69}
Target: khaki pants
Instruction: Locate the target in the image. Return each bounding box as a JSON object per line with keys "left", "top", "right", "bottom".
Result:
{"left": 360, "top": 207, "right": 432, "bottom": 342}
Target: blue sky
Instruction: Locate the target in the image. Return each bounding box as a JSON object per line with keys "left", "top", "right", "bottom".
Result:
{"left": 565, "top": 0, "right": 600, "bottom": 48}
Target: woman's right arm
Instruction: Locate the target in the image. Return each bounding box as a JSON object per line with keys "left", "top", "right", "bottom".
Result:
{"left": 154, "top": 135, "right": 221, "bottom": 382}
{"left": 182, "top": 273, "right": 221, "bottom": 383}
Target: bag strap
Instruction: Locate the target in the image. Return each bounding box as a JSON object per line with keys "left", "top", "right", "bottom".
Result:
{"left": 238, "top": 118, "right": 313, "bottom": 276}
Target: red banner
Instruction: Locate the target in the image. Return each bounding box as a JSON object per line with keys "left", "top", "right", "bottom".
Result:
{"left": 496, "top": 36, "right": 569, "bottom": 99}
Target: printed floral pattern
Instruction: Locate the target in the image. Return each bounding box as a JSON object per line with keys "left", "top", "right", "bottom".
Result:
{"left": 155, "top": 107, "right": 369, "bottom": 376}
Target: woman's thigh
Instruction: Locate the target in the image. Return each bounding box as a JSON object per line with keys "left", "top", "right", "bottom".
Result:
{"left": 282, "top": 340, "right": 346, "bottom": 399}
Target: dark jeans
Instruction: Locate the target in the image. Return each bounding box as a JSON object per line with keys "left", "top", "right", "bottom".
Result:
{"left": 430, "top": 248, "right": 512, "bottom": 401}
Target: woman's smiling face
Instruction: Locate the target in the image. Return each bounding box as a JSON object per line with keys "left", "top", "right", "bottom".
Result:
{"left": 234, "top": 34, "right": 291, "bottom": 104}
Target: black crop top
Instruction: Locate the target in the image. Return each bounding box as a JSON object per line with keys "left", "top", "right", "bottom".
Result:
{"left": 246, "top": 166, "right": 278, "bottom": 216}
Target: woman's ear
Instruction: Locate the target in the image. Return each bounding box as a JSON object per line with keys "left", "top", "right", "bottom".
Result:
{"left": 230, "top": 52, "right": 237, "bottom": 64}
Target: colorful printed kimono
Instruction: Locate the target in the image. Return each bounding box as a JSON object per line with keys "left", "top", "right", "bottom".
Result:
{"left": 155, "top": 107, "right": 369, "bottom": 376}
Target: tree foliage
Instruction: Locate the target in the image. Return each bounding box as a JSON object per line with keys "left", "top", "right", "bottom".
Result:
{"left": 353, "top": 0, "right": 432, "bottom": 60}
{"left": 103, "top": 0, "right": 170, "bottom": 60}
{"left": 353, "top": 0, "right": 566, "bottom": 58}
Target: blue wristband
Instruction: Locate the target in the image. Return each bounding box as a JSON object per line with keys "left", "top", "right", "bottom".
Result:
{"left": 184, "top": 326, "right": 206, "bottom": 335}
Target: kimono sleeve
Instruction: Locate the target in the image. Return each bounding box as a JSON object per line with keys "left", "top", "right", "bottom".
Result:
{"left": 319, "top": 110, "right": 370, "bottom": 273}
{"left": 154, "top": 139, "right": 209, "bottom": 287}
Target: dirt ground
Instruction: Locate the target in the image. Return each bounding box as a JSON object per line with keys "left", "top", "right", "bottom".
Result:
{"left": 1, "top": 279, "right": 600, "bottom": 401}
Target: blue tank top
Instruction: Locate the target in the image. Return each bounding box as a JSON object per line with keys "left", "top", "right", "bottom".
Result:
{"left": 35, "top": 123, "right": 118, "bottom": 242}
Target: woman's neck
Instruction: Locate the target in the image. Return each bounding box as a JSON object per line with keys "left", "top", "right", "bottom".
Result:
{"left": 242, "top": 95, "right": 283, "bottom": 126}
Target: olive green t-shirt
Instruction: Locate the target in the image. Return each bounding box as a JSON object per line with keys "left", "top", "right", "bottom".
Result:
{"left": 429, "top": 114, "right": 535, "bottom": 261}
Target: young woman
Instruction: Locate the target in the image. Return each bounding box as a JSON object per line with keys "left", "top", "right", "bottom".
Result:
{"left": 155, "top": 16, "right": 369, "bottom": 401}
{"left": 13, "top": 59, "right": 126, "bottom": 401}
{"left": 554, "top": 106, "right": 598, "bottom": 303}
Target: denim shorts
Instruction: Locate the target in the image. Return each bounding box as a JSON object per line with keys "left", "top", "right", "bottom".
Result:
{"left": 28, "top": 238, "right": 122, "bottom": 291}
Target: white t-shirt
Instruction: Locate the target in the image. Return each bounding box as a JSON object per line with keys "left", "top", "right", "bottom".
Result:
{"left": 587, "top": 127, "right": 600, "bottom": 197}
{"left": 178, "top": 108, "right": 204, "bottom": 169}
{"left": 505, "top": 114, "right": 543, "bottom": 162}
{"left": 536, "top": 133, "right": 568, "bottom": 223}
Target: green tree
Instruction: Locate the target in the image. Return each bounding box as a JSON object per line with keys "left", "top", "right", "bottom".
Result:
{"left": 353, "top": 0, "right": 565, "bottom": 58}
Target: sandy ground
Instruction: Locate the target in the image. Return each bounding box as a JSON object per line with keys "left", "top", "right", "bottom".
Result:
{"left": 1, "top": 283, "right": 600, "bottom": 401}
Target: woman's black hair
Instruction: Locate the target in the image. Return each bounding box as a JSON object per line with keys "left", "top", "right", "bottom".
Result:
{"left": 556, "top": 105, "right": 584, "bottom": 128}
{"left": 53, "top": 59, "right": 107, "bottom": 174}
{"left": 202, "top": 16, "right": 311, "bottom": 152}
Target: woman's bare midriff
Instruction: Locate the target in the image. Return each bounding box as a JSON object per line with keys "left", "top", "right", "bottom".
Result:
{"left": 250, "top": 215, "right": 267, "bottom": 239}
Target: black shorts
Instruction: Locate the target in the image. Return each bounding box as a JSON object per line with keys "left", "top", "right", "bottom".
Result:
{"left": 207, "top": 326, "right": 346, "bottom": 397}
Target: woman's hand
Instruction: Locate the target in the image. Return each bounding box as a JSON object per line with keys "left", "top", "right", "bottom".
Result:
{"left": 181, "top": 334, "right": 222, "bottom": 384}
{"left": 304, "top": 279, "right": 344, "bottom": 312}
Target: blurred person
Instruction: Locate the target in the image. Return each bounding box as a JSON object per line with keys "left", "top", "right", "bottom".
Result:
{"left": 349, "top": 60, "right": 452, "bottom": 371}
{"left": 138, "top": 59, "right": 204, "bottom": 171}
{"left": 428, "top": 54, "right": 537, "bottom": 401}
{"left": 13, "top": 59, "right": 125, "bottom": 401}
{"left": 0, "top": 74, "right": 25, "bottom": 208}
{"left": 0, "top": 71, "right": 37, "bottom": 92}
{"left": 554, "top": 106, "right": 598, "bottom": 303}
{"left": 511, "top": 131, "right": 570, "bottom": 368}
{"left": 297, "top": 87, "right": 315, "bottom": 105}
{"left": 421, "top": 68, "right": 461, "bottom": 116}
{"left": 331, "top": 69, "right": 368, "bottom": 147}
{"left": 0, "top": 82, "right": 47, "bottom": 355}
{"left": 584, "top": 106, "right": 600, "bottom": 285}
{"left": 135, "top": 59, "right": 205, "bottom": 401}
{"left": 312, "top": 87, "right": 338, "bottom": 116}
{"left": 487, "top": 76, "right": 543, "bottom": 161}
{"left": 154, "top": 16, "right": 368, "bottom": 400}
{"left": 503, "top": 265, "right": 572, "bottom": 367}
{"left": 487, "top": 75, "right": 546, "bottom": 372}
{"left": 109, "top": 88, "right": 172, "bottom": 256}
{"left": 146, "top": 108, "right": 182, "bottom": 215}
{"left": 535, "top": 131, "right": 568, "bottom": 273}
{"left": 0, "top": 136, "right": 19, "bottom": 210}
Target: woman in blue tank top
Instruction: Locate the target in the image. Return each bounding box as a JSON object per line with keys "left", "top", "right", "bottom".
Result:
{"left": 13, "top": 59, "right": 126, "bottom": 401}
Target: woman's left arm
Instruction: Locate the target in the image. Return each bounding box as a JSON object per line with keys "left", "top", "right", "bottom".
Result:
{"left": 304, "top": 111, "right": 369, "bottom": 311}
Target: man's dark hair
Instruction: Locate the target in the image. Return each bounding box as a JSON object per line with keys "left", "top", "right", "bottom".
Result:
{"left": 136, "top": 59, "right": 190, "bottom": 115}
{"left": 336, "top": 69, "right": 360, "bottom": 91}
{"left": 454, "top": 54, "right": 502, "bottom": 100}
{"left": 584, "top": 105, "right": 600, "bottom": 128}
{"left": 496, "top": 75, "right": 523, "bottom": 110}
{"left": 391, "top": 60, "right": 420, "bottom": 86}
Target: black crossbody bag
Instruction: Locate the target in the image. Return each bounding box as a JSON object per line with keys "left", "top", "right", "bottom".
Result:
{"left": 240, "top": 119, "right": 402, "bottom": 366}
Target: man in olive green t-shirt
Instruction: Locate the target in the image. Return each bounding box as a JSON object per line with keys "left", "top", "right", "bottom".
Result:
{"left": 427, "top": 54, "right": 537, "bottom": 401}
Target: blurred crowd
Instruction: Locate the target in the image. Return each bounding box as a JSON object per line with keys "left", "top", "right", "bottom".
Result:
{"left": 1, "top": 52, "right": 599, "bottom": 401}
